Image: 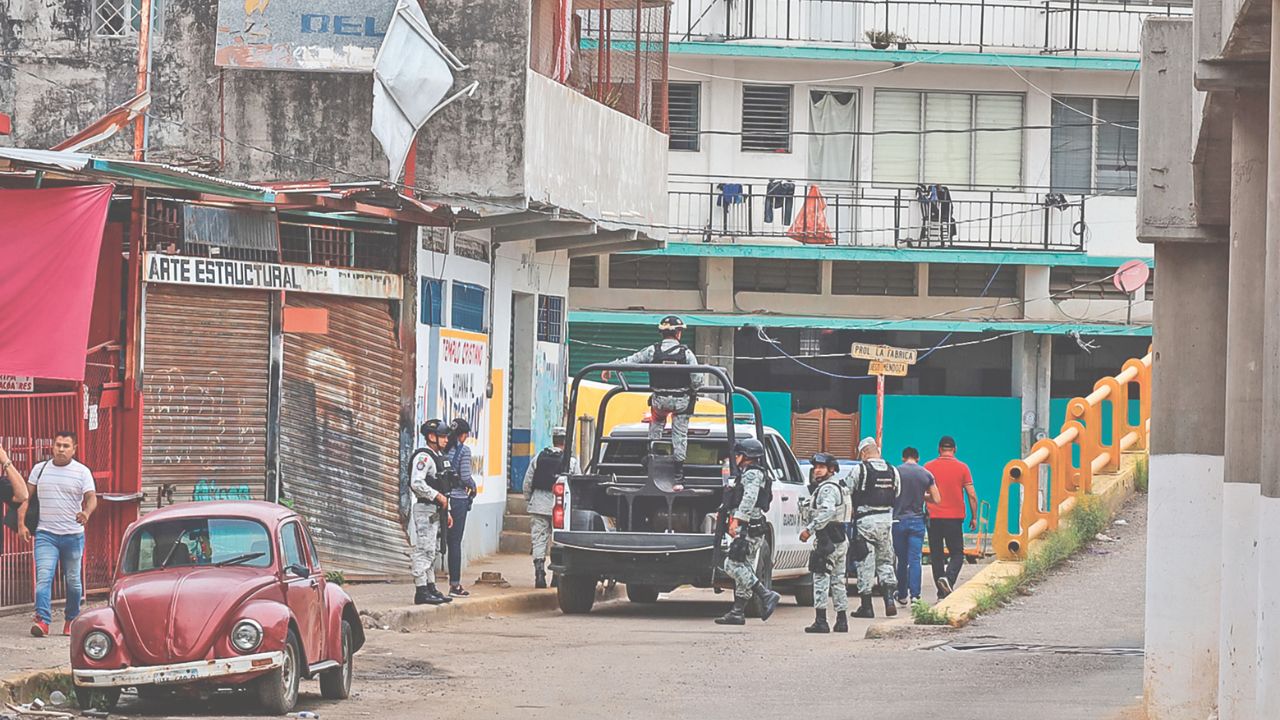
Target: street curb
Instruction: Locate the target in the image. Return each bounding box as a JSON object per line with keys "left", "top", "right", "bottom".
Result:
{"left": 906, "top": 451, "right": 1141, "bottom": 629}
{"left": 361, "top": 582, "right": 623, "bottom": 632}
{"left": 1, "top": 668, "right": 71, "bottom": 706}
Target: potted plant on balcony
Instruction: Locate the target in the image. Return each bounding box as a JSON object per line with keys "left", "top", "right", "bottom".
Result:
{"left": 865, "top": 29, "right": 908, "bottom": 50}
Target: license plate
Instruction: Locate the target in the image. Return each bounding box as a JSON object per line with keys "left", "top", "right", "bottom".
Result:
{"left": 152, "top": 668, "right": 199, "bottom": 684}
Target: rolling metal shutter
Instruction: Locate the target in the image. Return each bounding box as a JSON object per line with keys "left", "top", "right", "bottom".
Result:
{"left": 280, "top": 295, "right": 404, "bottom": 578}
{"left": 141, "top": 286, "right": 271, "bottom": 513}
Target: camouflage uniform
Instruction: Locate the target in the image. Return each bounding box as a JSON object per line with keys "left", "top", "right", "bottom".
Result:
{"left": 850, "top": 459, "right": 902, "bottom": 596}
{"left": 410, "top": 451, "right": 444, "bottom": 587}
{"left": 523, "top": 452, "right": 580, "bottom": 559}
{"left": 612, "top": 339, "right": 702, "bottom": 462}
{"left": 803, "top": 481, "right": 849, "bottom": 612}
{"left": 724, "top": 465, "right": 767, "bottom": 600}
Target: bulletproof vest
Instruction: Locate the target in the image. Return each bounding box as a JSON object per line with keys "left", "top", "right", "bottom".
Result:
{"left": 649, "top": 341, "right": 692, "bottom": 391}
{"left": 727, "top": 464, "right": 773, "bottom": 513}
{"left": 809, "top": 479, "right": 852, "bottom": 524}
{"left": 857, "top": 459, "right": 897, "bottom": 508}
{"left": 424, "top": 447, "right": 456, "bottom": 495}
{"left": 530, "top": 447, "right": 562, "bottom": 492}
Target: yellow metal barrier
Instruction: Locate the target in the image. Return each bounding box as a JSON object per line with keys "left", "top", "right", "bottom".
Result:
{"left": 994, "top": 351, "right": 1151, "bottom": 561}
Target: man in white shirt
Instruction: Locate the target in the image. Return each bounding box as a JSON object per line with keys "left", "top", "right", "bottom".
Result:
{"left": 16, "top": 431, "right": 97, "bottom": 637}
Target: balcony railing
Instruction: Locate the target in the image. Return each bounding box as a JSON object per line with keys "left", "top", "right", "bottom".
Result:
{"left": 668, "top": 182, "right": 1088, "bottom": 251}
{"left": 672, "top": 0, "right": 1190, "bottom": 55}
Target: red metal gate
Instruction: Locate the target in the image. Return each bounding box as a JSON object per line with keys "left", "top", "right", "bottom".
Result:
{"left": 1, "top": 348, "right": 129, "bottom": 610}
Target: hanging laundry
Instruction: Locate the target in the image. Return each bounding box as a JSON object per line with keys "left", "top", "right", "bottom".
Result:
{"left": 715, "top": 183, "right": 745, "bottom": 206}
{"left": 764, "top": 179, "right": 795, "bottom": 224}
{"left": 915, "top": 183, "right": 957, "bottom": 244}
{"left": 787, "top": 185, "right": 834, "bottom": 245}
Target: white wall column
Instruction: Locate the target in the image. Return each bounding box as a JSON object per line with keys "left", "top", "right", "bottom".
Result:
{"left": 1011, "top": 332, "right": 1051, "bottom": 455}
{"left": 1218, "top": 87, "right": 1267, "bottom": 720}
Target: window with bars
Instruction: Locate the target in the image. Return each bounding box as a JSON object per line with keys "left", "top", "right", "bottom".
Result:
{"left": 94, "top": 0, "right": 160, "bottom": 37}
{"left": 831, "top": 261, "right": 917, "bottom": 296}
{"left": 1050, "top": 97, "right": 1139, "bottom": 195}
{"left": 451, "top": 281, "right": 488, "bottom": 332}
{"left": 570, "top": 256, "right": 599, "bottom": 287}
{"left": 734, "top": 258, "right": 820, "bottom": 294}
{"left": 799, "top": 329, "right": 822, "bottom": 355}
{"left": 1049, "top": 266, "right": 1130, "bottom": 300}
{"left": 280, "top": 222, "right": 400, "bottom": 272}
{"left": 741, "top": 85, "right": 792, "bottom": 153}
{"left": 872, "top": 90, "right": 1024, "bottom": 187}
{"left": 927, "top": 263, "right": 1019, "bottom": 298}
{"left": 608, "top": 254, "right": 700, "bottom": 290}
{"left": 421, "top": 278, "right": 445, "bottom": 326}
{"left": 537, "top": 295, "right": 565, "bottom": 343}
{"left": 665, "top": 82, "right": 701, "bottom": 152}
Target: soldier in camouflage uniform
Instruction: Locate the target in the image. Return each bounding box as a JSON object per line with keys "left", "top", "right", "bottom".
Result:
{"left": 601, "top": 316, "right": 701, "bottom": 476}
{"left": 523, "top": 427, "right": 580, "bottom": 588}
{"left": 715, "top": 438, "right": 783, "bottom": 626}
{"left": 800, "top": 453, "right": 849, "bottom": 633}
{"left": 410, "top": 420, "right": 454, "bottom": 606}
{"left": 848, "top": 437, "right": 901, "bottom": 618}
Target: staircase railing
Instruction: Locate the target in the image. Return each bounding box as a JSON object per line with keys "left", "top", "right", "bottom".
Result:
{"left": 994, "top": 351, "right": 1151, "bottom": 560}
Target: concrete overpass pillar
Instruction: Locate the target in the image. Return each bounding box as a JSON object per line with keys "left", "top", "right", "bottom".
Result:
{"left": 1256, "top": 8, "right": 1280, "bottom": 716}
{"left": 1144, "top": 243, "right": 1228, "bottom": 720}
{"left": 1011, "top": 333, "right": 1051, "bottom": 455}
{"left": 1219, "top": 88, "right": 1267, "bottom": 720}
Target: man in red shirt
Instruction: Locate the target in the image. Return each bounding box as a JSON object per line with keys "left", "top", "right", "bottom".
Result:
{"left": 924, "top": 436, "right": 978, "bottom": 599}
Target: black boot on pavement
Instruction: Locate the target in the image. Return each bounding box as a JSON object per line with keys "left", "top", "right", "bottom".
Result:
{"left": 883, "top": 585, "right": 898, "bottom": 617}
{"left": 833, "top": 610, "right": 849, "bottom": 633}
{"left": 751, "top": 581, "right": 782, "bottom": 622}
{"left": 414, "top": 586, "right": 431, "bottom": 605}
{"left": 534, "top": 559, "right": 548, "bottom": 589}
{"left": 715, "top": 595, "right": 748, "bottom": 625}
{"left": 427, "top": 583, "right": 452, "bottom": 604}
{"left": 852, "top": 593, "right": 876, "bottom": 619}
{"left": 805, "top": 609, "right": 830, "bottom": 634}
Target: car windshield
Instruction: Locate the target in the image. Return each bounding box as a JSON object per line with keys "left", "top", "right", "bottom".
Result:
{"left": 121, "top": 518, "right": 273, "bottom": 574}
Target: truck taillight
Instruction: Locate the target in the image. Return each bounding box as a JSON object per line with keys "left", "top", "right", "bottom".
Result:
{"left": 552, "top": 480, "right": 566, "bottom": 529}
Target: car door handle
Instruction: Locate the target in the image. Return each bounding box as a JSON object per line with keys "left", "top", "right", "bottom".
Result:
{"left": 308, "top": 579, "right": 319, "bottom": 589}
{"left": 780, "top": 496, "right": 790, "bottom": 501}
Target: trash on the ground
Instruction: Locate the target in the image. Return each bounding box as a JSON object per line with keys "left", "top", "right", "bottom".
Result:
{"left": 475, "top": 571, "right": 511, "bottom": 588}
{"left": 1095, "top": 533, "right": 1117, "bottom": 542}
{"left": 46, "top": 692, "right": 65, "bottom": 707}
{"left": 287, "top": 712, "right": 320, "bottom": 719}
{"left": 3, "top": 701, "right": 75, "bottom": 719}
{"left": 1114, "top": 518, "right": 1129, "bottom": 526}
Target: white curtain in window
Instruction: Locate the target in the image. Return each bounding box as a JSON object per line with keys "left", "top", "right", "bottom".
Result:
{"left": 873, "top": 91, "right": 921, "bottom": 184}
{"left": 974, "top": 94, "right": 1024, "bottom": 187}
{"left": 923, "top": 93, "right": 972, "bottom": 187}
{"left": 807, "top": 91, "right": 858, "bottom": 182}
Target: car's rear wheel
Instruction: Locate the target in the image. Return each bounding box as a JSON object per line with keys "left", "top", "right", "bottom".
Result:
{"left": 557, "top": 575, "right": 597, "bottom": 614}
{"left": 75, "top": 687, "right": 120, "bottom": 712}
{"left": 256, "top": 629, "right": 301, "bottom": 715}
{"left": 793, "top": 574, "right": 816, "bottom": 607}
{"left": 319, "top": 619, "right": 354, "bottom": 700}
{"left": 744, "top": 534, "right": 774, "bottom": 618}
{"left": 625, "top": 584, "right": 660, "bottom": 603}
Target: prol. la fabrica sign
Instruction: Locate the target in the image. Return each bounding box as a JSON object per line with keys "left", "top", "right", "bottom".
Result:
{"left": 142, "top": 252, "right": 402, "bottom": 299}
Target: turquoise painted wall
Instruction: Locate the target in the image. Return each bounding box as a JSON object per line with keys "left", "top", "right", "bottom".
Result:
{"left": 735, "top": 392, "right": 793, "bottom": 444}
{"left": 859, "top": 395, "right": 1021, "bottom": 523}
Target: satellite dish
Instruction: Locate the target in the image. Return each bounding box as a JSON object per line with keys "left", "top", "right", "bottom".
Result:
{"left": 1113, "top": 260, "right": 1151, "bottom": 295}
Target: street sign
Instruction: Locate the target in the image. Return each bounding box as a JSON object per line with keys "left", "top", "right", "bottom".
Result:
{"left": 868, "top": 361, "right": 909, "bottom": 377}
{"left": 0, "top": 375, "right": 33, "bottom": 392}
{"left": 851, "top": 343, "right": 918, "bottom": 364}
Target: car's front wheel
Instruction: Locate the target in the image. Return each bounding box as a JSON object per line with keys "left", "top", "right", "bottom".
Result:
{"left": 319, "top": 619, "right": 354, "bottom": 700}
{"left": 75, "top": 687, "right": 120, "bottom": 712}
{"left": 256, "top": 629, "right": 301, "bottom": 715}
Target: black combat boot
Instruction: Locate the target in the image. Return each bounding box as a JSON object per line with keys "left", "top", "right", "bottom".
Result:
{"left": 534, "top": 559, "right": 548, "bottom": 589}
{"left": 715, "top": 595, "right": 748, "bottom": 625}
{"left": 550, "top": 573, "right": 560, "bottom": 588}
{"left": 805, "top": 609, "right": 830, "bottom": 634}
{"left": 426, "top": 584, "right": 451, "bottom": 604}
{"left": 833, "top": 610, "right": 849, "bottom": 633}
{"left": 882, "top": 584, "right": 898, "bottom": 617}
{"left": 414, "top": 586, "right": 431, "bottom": 605}
{"left": 673, "top": 460, "right": 684, "bottom": 482}
{"left": 752, "top": 581, "right": 782, "bottom": 622}
{"left": 852, "top": 593, "right": 875, "bottom": 619}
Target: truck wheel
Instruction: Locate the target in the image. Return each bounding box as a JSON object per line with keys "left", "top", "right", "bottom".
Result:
{"left": 256, "top": 629, "right": 301, "bottom": 714}
{"left": 744, "top": 535, "right": 774, "bottom": 619}
{"left": 793, "top": 574, "right": 816, "bottom": 607}
{"left": 626, "top": 584, "right": 660, "bottom": 603}
{"left": 76, "top": 687, "right": 121, "bottom": 712}
{"left": 558, "top": 575, "right": 597, "bottom": 614}
{"left": 319, "top": 619, "right": 354, "bottom": 700}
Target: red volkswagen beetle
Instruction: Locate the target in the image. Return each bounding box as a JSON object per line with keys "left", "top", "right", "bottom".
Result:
{"left": 70, "top": 501, "right": 364, "bottom": 714}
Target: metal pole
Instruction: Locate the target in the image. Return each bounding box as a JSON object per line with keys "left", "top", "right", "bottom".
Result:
{"left": 875, "top": 373, "right": 885, "bottom": 449}
{"left": 978, "top": 0, "right": 986, "bottom": 52}
{"left": 132, "top": 0, "right": 153, "bottom": 161}
{"left": 633, "top": 0, "right": 642, "bottom": 119}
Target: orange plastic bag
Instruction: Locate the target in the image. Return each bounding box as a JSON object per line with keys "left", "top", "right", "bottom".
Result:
{"left": 787, "top": 186, "right": 834, "bottom": 245}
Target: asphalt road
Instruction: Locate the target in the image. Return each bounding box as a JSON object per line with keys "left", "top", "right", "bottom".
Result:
{"left": 104, "top": 499, "right": 1148, "bottom": 720}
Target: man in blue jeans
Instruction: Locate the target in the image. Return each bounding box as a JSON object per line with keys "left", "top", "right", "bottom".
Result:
{"left": 15, "top": 431, "right": 97, "bottom": 637}
{"left": 892, "top": 447, "right": 940, "bottom": 606}
{"left": 445, "top": 418, "right": 478, "bottom": 597}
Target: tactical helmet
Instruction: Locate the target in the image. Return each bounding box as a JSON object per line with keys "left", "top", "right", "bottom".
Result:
{"left": 810, "top": 452, "right": 839, "bottom": 471}
{"left": 451, "top": 417, "right": 473, "bottom": 435}
{"left": 552, "top": 426, "right": 567, "bottom": 441}
{"left": 421, "top": 419, "right": 446, "bottom": 439}
{"left": 734, "top": 438, "right": 766, "bottom": 460}
{"left": 657, "top": 315, "right": 686, "bottom": 333}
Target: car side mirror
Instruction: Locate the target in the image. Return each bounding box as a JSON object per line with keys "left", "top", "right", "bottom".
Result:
{"left": 286, "top": 563, "right": 311, "bottom": 579}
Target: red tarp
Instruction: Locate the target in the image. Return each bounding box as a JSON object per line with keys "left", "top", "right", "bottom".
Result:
{"left": 787, "top": 185, "right": 834, "bottom": 245}
{"left": 0, "top": 185, "right": 112, "bottom": 380}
